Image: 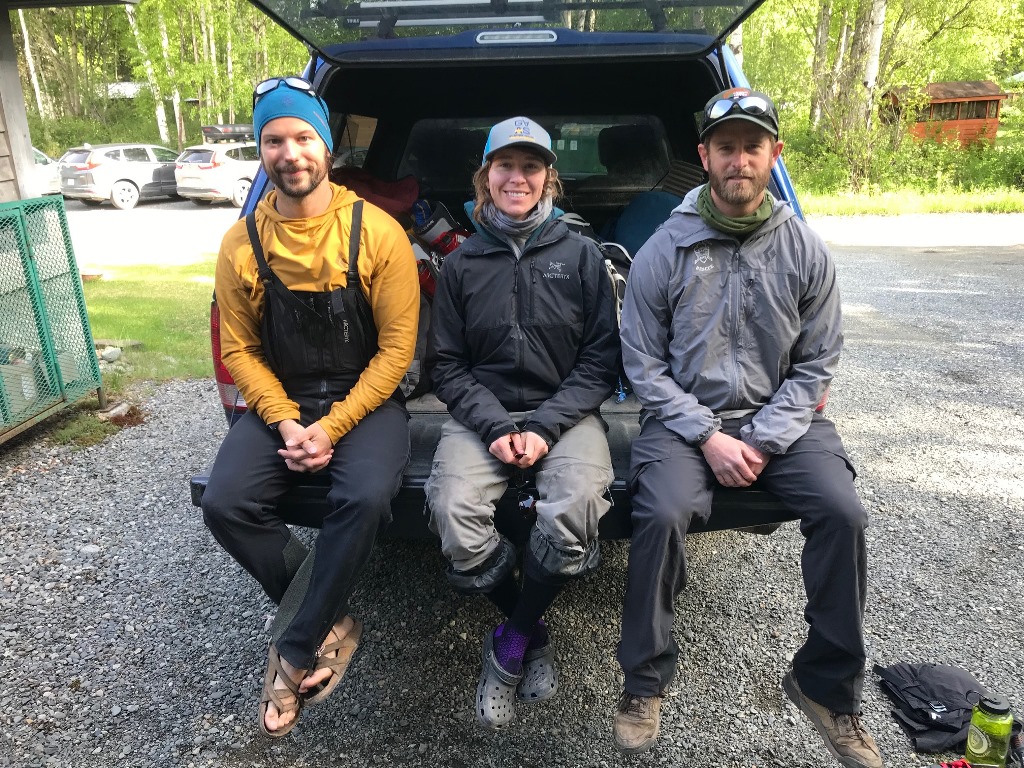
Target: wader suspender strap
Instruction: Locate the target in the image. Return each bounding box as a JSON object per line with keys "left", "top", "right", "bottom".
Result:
{"left": 347, "top": 200, "right": 363, "bottom": 282}
{"left": 244, "top": 200, "right": 365, "bottom": 313}
{"left": 244, "top": 212, "right": 316, "bottom": 318}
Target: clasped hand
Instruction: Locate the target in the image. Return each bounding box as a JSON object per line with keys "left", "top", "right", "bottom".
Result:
{"left": 276, "top": 420, "right": 334, "bottom": 473}
{"left": 489, "top": 431, "right": 549, "bottom": 468}
{"left": 700, "top": 432, "right": 769, "bottom": 487}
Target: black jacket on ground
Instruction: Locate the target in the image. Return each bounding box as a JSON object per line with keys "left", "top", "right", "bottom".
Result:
{"left": 429, "top": 215, "right": 619, "bottom": 448}
{"left": 874, "top": 661, "right": 1022, "bottom": 754}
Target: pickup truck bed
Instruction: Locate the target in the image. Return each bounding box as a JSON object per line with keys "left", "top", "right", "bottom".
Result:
{"left": 189, "top": 394, "right": 794, "bottom": 540}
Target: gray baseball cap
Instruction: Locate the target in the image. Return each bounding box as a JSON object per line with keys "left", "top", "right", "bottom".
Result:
{"left": 482, "top": 116, "right": 557, "bottom": 165}
{"left": 699, "top": 88, "right": 779, "bottom": 142}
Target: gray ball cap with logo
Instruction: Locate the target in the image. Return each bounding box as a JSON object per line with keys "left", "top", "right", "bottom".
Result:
{"left": 482, "top": 116, "right": 558, "bottom": 165}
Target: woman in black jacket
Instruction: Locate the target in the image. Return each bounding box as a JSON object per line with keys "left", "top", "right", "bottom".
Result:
{"left": 425, "top": 116, "right": 620, "bottom": 730}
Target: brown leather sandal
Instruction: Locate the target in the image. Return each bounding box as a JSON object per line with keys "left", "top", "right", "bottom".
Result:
{"left": 303, "top": 616, "right": 363, "bottom": 706}
{"left": 258, "top": 643, "right": 303, "bottom": 738}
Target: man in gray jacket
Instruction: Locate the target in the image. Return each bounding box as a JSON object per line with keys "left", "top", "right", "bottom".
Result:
{"left": 612, "top": 88, "right": 882, "bottom": 768}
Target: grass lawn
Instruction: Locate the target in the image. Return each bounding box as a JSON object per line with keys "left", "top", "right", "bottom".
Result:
{"left": 800, "top": 188, "right": 1024, "bottom": 215}
{"left": 23, "top": 259, "right": 215, "bottom": 447}
{"left": 83, "top": 259, "right": 216, "bottom": 393}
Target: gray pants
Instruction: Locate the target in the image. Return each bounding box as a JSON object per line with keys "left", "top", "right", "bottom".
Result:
{"left": 618, "top": 415, "right": 868, "bottom": 713}
{"left": 425, "top": 414, "right": 614, "bottom": 579}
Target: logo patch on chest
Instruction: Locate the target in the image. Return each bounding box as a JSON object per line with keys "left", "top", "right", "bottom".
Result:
{"left": 693, "top": 242, "right": 715, "bottom": 272}
{"left": 542, "top": 260, "right": 570, "bottom": 280}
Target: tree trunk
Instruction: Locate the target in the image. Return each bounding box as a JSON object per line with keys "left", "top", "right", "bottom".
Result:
{"left": 200, "top": 0, "right": 213, "bottom": 125}
{"left": 157, "top": 10, "right": 186, "bottom": 150}
{"left": 878, "top": 6, "right": 910, "bottom": 88}
{"left": 828, "top": 0, "right": 888, "bottom": 189}
{"left": 728, "top": 24, "right": 743, "bottom": 69}
{"left": 207, "top": 0, "right": 223, "bottom": 124}
{"left": 809, "top": 1, "right": 832, "bottom": 128}
{"left": 18, "top": 10, "right": 48, "bottom": 119}
{"left": 226, "top": 4, "right": 235, "bottom": 123}
{"left": 860, "top": 0, "right": 887, "bottom": 128}
{"left": 125, "top": 5, "right": 170, "bottom": 143}
{"left": 829, "top": 12, "right": 849, "bottom": 105}
{"left": 70, "top": 12, "right": 82, "bottom": 116}
{"left": 844, "top": 0, "right": 887, "bottom": 126}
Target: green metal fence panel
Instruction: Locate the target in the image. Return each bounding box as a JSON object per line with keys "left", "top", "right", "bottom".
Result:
{"left": 0, "top": 196, "right": 103, "bottom": 442}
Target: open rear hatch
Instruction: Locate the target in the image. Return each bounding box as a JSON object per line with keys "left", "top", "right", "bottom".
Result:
{"left": 248, "top": 0, "right": 764, "bottom": 62}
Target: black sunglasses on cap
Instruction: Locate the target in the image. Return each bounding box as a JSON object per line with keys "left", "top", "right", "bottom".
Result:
{"left": 252, "top": 77, "right": 317, "bottom": 110}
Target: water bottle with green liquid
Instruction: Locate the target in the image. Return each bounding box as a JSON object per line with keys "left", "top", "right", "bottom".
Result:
{"left": 964, "top": 693, "right": 1014, "bottom": 768}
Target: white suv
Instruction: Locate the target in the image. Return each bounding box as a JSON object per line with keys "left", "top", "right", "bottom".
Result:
{"left": 60, "top": 143, "right": 180, "bottom": 209}
{"left": 175, "top": 141, "right": 260, "bottom": 208}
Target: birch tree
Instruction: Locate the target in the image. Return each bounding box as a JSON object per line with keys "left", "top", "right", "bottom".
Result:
{"left": 125, "top": 5, "right": 170, "bottom": 143}
{"left": 728, "top": 24, "right": 743, "bottom": 69}
{"left": 17, "top": 10, "right": 48, "bottom": 119}
{"left": 157, "top": 7, "right": 187, "bottom": 150}
{"left": 225, "top": 0, "right": 235, "bottom": 123}
{"left": 809, "top": 1, "right": 833, "bottom": 127}
{"left": 843, "top": 0, "right": 887, "bottom": 128}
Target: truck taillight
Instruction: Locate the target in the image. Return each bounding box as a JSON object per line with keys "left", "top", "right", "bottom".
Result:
{"left": 210, "top": 299, "right": 247, "bottom": 421}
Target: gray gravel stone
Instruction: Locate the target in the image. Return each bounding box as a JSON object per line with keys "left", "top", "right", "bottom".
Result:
{"left": 1, "top": 236, "right": 1022, "bottom": 768}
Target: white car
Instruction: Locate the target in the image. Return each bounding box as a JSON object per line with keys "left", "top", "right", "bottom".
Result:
{"left": 175, "top": 141, "right": 260, "bottom": 208}
{"left": 30, "top": 147, "right": 62, "bottom": 196}
{"left": 60, "top": 143, "right": 180, "bottom": 209}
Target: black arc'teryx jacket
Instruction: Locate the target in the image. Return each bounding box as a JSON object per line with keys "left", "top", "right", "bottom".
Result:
{"left": 429, "top": 213, "right": 620, "bottom": 448}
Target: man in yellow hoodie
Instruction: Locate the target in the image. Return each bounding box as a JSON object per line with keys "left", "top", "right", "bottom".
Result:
{"left": 200, "top": 77, "right": 419, "bottom": 738}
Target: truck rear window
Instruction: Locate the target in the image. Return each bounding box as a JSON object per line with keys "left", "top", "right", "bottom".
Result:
{"left": 397, "top": 115, "right": 672, "bottom": 194}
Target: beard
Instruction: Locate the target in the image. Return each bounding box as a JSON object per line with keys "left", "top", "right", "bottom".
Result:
{"left": 266, "top": 148, "right": 331, "bottom": 200}
{"left": 708, "top": 164, "right": 771, "bottom": 210}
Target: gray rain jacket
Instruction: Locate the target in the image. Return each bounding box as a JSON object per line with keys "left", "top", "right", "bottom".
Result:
{"left": 620, "top": 186, "right": 842, "bottom": 455}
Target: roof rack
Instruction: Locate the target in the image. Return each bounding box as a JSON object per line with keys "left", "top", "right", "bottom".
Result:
{"left": 303, "top": 0, "right": 704, "bottom": 33}
{"left": 202, "top": 124, "right": 255, "bottom": 143}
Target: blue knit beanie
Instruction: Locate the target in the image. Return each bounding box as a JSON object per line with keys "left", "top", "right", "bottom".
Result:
{"left": 253, "top": 84, "right": 332, "bottom": 152}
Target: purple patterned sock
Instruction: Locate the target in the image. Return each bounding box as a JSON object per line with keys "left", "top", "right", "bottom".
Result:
{"left": 493, "top": 623, "right": 530, "bottom": 673}
{"left": 526, "top": 619, "right": 549, "bottom": 651}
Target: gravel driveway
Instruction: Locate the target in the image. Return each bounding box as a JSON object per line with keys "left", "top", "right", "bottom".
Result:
{"left": 1, "top": 215, "right": 1022, "bottom": 768}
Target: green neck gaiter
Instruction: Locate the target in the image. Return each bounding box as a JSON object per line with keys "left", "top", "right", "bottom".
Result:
{"left": 697, "top": 184, "right": 774, "bottom": 236}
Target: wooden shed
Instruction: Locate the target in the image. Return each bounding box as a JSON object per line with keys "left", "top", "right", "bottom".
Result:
{"left": 905, "top": 81, "right": 1009, "bottom": 146}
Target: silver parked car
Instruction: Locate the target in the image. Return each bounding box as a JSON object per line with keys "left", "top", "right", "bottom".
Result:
{"left": 175, "top": 141, "right": 260, "bottom": 207}
{"left": 60, "top": 143, "right": 180, "bottom": 209}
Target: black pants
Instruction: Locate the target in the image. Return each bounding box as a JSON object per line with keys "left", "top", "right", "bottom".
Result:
{"left": 617, "top": 415, "right": 868, "bottom": 712}
{"left": 201, "top": 399, "right": 409, "bottom": 670}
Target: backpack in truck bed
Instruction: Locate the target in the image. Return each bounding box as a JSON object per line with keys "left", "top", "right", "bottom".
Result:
{"left": 400, "top": 200, "right": 471, "bottom": 399}
{"left": 557, "top": 212, "right": 631, "bottom": 400}
{"left": 557, "top": 212, "right": 629, "bottom": 321}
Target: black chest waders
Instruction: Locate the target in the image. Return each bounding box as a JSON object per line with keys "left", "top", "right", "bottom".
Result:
{"left": 245, "top": 201, "right": 399, "bottom": 424}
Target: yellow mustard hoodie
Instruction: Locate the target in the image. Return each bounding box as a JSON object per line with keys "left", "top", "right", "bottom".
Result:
{"left": 215, "top": 183, "right": 419, "bottom": 444}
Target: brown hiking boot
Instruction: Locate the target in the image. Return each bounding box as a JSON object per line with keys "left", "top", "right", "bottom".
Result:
{"left": 782, "top": 670, "right": 883, "bottom": 768}
{"left": 613, "top": 691, "right": 661, "bottom": 754}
